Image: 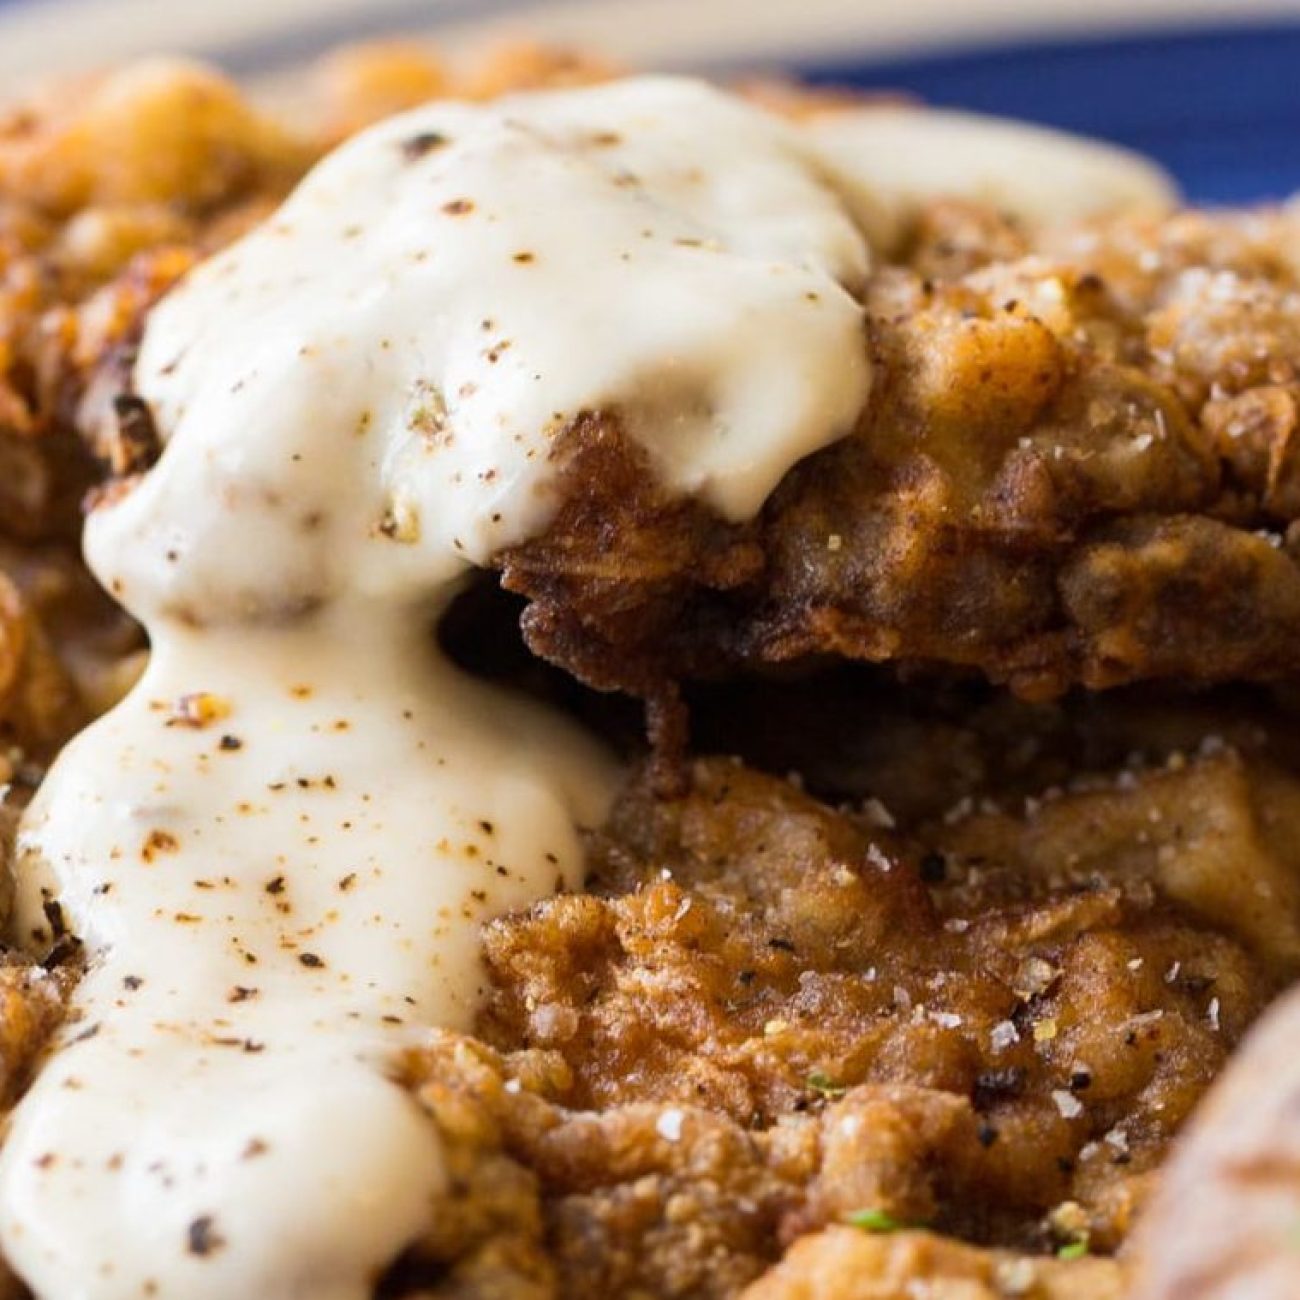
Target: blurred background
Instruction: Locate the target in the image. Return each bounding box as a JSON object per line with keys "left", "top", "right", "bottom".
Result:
{"left": 0, "top": 0, "right": 1298, "bottom": 201}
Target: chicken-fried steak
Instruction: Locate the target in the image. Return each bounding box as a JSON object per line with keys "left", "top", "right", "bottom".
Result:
{"left": 502, "top": 201, "right": 1300, "bottom": 708}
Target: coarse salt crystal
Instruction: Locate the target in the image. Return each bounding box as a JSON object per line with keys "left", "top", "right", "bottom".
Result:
{"left": 1052, "top": 1090, "right": 1084, "bottom": 1119}
{"left": 865, "top": 843, "right": 893, "bottom": 873}
{"left": 656, "top": 1109, "right": 685, "bottom": 1142}
{"left": 990, "top": 1021, "right": 1019, "bottom": 1052}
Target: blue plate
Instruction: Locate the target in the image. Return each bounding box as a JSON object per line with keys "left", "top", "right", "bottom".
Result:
{"left": 799, "top": 20, "right": 1300, "bottom": 205}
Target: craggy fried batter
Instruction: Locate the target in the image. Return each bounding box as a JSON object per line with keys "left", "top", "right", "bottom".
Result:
{"left": 500, "top": 200, "right": 1300, "bottom": 706}
{"left": 390, "top": 1033, "right": 1124, "bottom": 1300}
{"left": 13, "top": 50, "right": 1300, "bottom": 718}
{"left": 357, "top": 726, "right": 1300, "bottom": 1299}
{"left": 0, "top": 551, "right": 102, "bottom": 767}
{"left": 744, "top": 1227, "right": 1124, "bottom": 1300}
{"left": 427, "top": 744, "right": 1294, "bottom": 1297}
{"left": 0, "top": 61, "right": 313, "bottom": 540}
{"left": 0, "top": 963, "right": 69, "bottom": 1300}
{"left": 315, "top": 40, "right": 617, "bottom": 139}
{"left": 13, "top": 49, "right": 1300, "bottom": 711}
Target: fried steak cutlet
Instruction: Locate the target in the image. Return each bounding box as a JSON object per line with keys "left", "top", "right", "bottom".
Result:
{"left": 10, "top": 51, "right": 1300, "bottom": 718}
{"left": 0, "top": 39, "right": 1298, "bottom": 1300}
{"left": 500, "top": 200, "right": 1300, "bottom": 710}
{"left": 378, "top": 707, "right": 1300, "bottom": 1299}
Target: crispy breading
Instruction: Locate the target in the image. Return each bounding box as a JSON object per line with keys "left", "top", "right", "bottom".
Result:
{"left": 501, "top": 204, "right": 1300, "bottom": 706}
{"left": 362, "top": 728, "right": 1300, "bottom": 1298}
{"left": 0, "top": 963, "right": 69, "bottom": 1300}
{"left": 315, "top": 40, "right": 616, "bottom": 138}
{"left": 471, "top": 750, "right": 1288, "bottom": 1282}
{"left": 742, "top": 1227, "right": 1122, "bottom": 1300}
{"left": 393, "top": 1034, "right": 1122, "bottom": 1299}
{"left": 0, "top": 557, "right": 89, "bottom": 765}
{"left": 0, "top": 61, "right": 306, "bottom": 540}
{"left": 13, "top": 57, "right": 1300, "bottom": 717}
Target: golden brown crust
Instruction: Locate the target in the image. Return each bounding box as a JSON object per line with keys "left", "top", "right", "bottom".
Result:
{"left": 0, "top": 555, "right": 95, "bottom": 764}
{"left": 741, "top": 1226, "right": 1123, "bottom": 1300}
{"left": 396, "top": 1034, "right": 1124, "bottom": 1299}
{"left": 502, "top": 203, "right": 1300, "bottom": 705}
{"left": 472, "top": 745, "right": 1293, "bottom": 1282}
{"left": 0, "top": 964, "right": 69, "bottom": 1299}
{"left": 0, "top": 61, "right": 306, "bottom": 541}
{"left": 358, "top": 708, "right": 1300, "bottom": 1297}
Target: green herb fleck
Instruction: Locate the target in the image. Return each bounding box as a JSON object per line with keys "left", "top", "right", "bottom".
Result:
{"left": 1057, "top": 1238, "right": 1090, "bottom": 1261}
{"left": 807, "top": 1070, "right": 847, "bottom": 1098}
{"left": 847, "top": 1208, "right": 905, "bottom": 1234}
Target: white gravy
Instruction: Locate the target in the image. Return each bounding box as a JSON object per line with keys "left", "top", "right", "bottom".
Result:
{"left": 0, "top": 76, "right": 872, "bottom": 1299}
{"left": 807, "top": 104, "right": 1176, "bottom": 253}
{"left": 0, "top": 75, "right": 1175, "bottom": 1298}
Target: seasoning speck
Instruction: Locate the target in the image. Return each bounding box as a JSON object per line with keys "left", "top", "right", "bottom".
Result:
{"left": 186, "top": 1215, "right": 224, "bottom": 1257}
{"left": 847, "top": 1208, "right": 906, "bottom": 1234}
{"left": 401, "top": 131, "right": 448, "bottom": 160}
{"left": 168, "top": 693, "right": 230, "bottom": 730}
{"left": 807, "top": 1070, "right": 846, "bottom": 1098}
{"left": 141, "top": 830, "right": 180, "bottom": 863}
